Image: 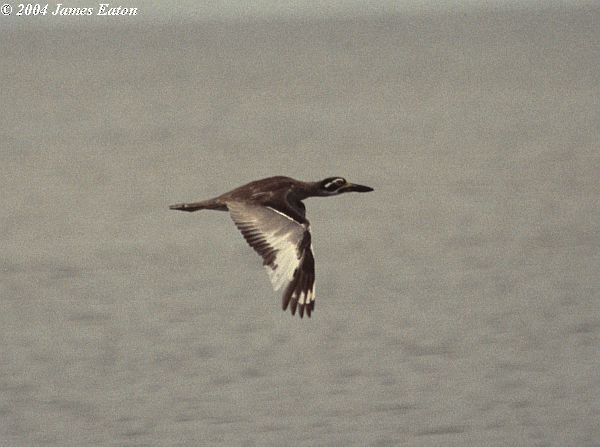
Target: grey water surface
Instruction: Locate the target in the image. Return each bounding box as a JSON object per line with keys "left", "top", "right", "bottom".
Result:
{"left": 1, "top": 7, "right": 599, "bottom": 446}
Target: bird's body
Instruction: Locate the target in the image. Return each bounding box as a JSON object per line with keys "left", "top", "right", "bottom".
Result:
{"left": 170, "top": 176, "right": 373, "bottom": 318}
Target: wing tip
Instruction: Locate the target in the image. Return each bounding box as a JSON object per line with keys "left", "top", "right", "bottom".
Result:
{"left": 282, "top": 288, "right": 315, "bottom": 319}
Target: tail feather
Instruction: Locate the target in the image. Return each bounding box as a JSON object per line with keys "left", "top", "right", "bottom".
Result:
{"left": 169, "top": 199, "right": 227, "bottom": 212}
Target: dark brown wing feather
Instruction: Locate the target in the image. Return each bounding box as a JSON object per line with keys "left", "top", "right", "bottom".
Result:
{"left": 282, "top": 232, "right": 315, "bottom": 318}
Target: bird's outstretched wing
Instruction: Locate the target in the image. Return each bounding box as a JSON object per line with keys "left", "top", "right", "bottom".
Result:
{"left": 228, "top": 201, "right": 316, "bottom": 318}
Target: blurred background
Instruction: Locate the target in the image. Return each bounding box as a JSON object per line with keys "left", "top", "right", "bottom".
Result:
{"left": 1, "top": 1, "right": 599, "bottom": 446}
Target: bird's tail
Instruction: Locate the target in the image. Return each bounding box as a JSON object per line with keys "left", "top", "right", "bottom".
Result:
{"left": 168, "top": 198, "right": 227, "bottom": 212}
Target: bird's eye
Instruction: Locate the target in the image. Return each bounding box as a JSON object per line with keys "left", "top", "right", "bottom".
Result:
{"left": 324, "top": 178, "right": 346, "bottom": 191}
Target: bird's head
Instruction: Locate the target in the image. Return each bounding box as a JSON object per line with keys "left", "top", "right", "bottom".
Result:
{"left": 314, "top": 177, "right": 374, "bottom": 196}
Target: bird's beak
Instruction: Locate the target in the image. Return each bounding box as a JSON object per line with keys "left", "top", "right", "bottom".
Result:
{"left": 340, "top": 183, "right": 374, "bottom": 193}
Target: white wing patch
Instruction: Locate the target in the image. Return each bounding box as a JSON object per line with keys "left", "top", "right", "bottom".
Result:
{"left": 261, "top": 206, "right": 302, "bottom": 290}
{"left": 263, "top": 227, "right": 300, "bottom": 291}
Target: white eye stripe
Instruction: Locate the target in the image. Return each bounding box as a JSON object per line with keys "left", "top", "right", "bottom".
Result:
{"left": 324, "top": 178, "right": 345, "bottom": 189}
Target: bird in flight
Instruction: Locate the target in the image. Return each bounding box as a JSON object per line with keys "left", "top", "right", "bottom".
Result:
{"left": 169, "top": 176, "right": 373, "bottom": 318}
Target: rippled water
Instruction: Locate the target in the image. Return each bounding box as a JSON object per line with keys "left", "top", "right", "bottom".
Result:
{"left": 1, "top": 8, "right": 599, "bottom": 446}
